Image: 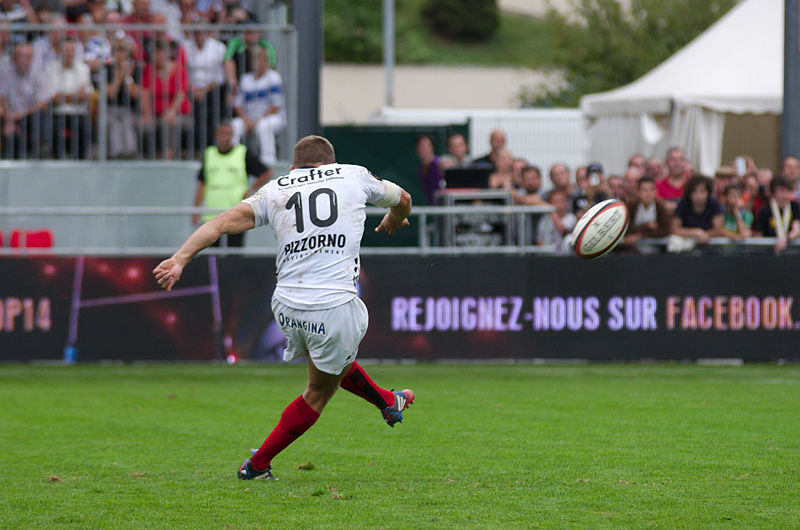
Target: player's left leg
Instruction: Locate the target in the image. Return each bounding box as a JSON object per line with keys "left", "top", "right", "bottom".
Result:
{"left": 238, "top": 359, "right": 350, "bottom": 480}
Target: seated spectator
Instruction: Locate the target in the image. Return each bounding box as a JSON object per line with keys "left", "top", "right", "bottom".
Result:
{"left": 34, "top": 0, "right": 57, "bottom": 23}
{"left": 231, "top": 43, "right": 285, "bottom": 165}
{"left": 671, "top": 175, "right": 724, "bottom": 248}
{"left": 573, "top": 163, "right": 609, "bottom": 217}
{"left": 607, "top": 174, "right": 624, "bottom": 199}
{"left": 46, "top": 36, "right": 93, "bottom": 159}
{"left": 439, "top": 132, "right": 471, "bottom": 168}
{"left": 0, "top": 21, "right": 11, "bottom": 72}
{"left": 645, "top": 156, "right": 667, "bottom": 180}
{"left": 124, "top": 0, "right": 169, "bottom": 58}
{"left": 200, "top": 0, "right": 246, "bottom": 22}
{"left": 472, "top": 128, "right": 506, "bottom": 171}
{"left": 537, "top": 188, "right": 576, "bottom": 255}
{"left": 183, "top": 28, "right": 227, "bottom": 149}
{"left": 414, "top": 134, "right": 445, "bottom": 205}
{"left": 64, "top": 0, "right": 90, "bottom": 22}
{"left": 179, "top": 0, "right": 199, "bottom": 27}
{"left": 628, "top": 153, "right": 646, "bottom": 172}
{"left": 223, "top": 23, "right": 275, "bottom": 103}
{"left": 511, "top": 165, "right": 546, "bottom": 205}
{"left": 149, "top": 0, "right": 182, "bottom": 41}
{"left": 512, "top": 164, "right": 547, "bottom": 245}
{"left": 106, "top": 0, "right": 134, "bottom": 13}
{"left": 81, "top": 0, "right": 116, "bottom": 84}
{"left": 713, "top": 166, "right": 736, "bottom": 202}
{"left": 488, "top": 149, "right": 514, "bottom": 190}
{"left": 105, "top": 35, "right": 141, "bottom": 158}
{"left": 621, "top": 165, "right": 643, "bottom": 202}
{"left": 741, "top": 172, "right": 759, "bottom": 213}
{"left": 622, "top": 176, "right": 671, "bottom": 253}
{"left": 33, "top": 16, "right": 85, "bottom": 73}
{"left": 780, "top": 155, "right": 800, "bottom": 194}
{"left": 657, "top": 147, "right": 689, "bottom": 209}
{"left": 28, "top": 1, "right": 56, "bottom": 40}
{"left": 207, "top": 0, "right": 249, "bottom": 42}
{"left": 141, "top": 38, "right": 191, "bottom": 159}
{"left": 0, "top": 0, "right": 35, "bottom": 24}
{"left": 753, "top": 176, "right": 800, "bottom": 254}
{"left": 542, "top": 162, "right": 575, "bottom": 202}
{"left": 510, "top": 157, "right": 527, "bottom": 186}
{"left": 124, "top": 0, "right": 156, "bottom": 27}
{"left": 721, "top": 184, "right": 753, "bottom": 240}
{"left": 0, "top": 43, "right": 48, "bottom": 158}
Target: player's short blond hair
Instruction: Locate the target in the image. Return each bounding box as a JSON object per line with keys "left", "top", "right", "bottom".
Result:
{"left": 293, "top": 135, "right": 336, "bottom": 166}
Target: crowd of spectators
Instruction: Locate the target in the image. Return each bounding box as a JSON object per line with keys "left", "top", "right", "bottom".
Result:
{"left": 0, "top": 0, "right": 284, "bottom": 163}
{"left": 416, "top": 128, "right": 800, "bottom": 255}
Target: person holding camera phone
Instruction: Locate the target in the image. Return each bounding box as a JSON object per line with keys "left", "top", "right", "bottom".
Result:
{"left": 573, "top": 162, "right": 611, "bottom": 218}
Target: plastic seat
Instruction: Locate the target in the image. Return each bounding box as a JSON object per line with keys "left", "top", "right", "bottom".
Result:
{"left": 25, "top": 229, "right": 54, "bottom": 248}
{"left": 9, "top": 229, "right": 22, "bottom": 248}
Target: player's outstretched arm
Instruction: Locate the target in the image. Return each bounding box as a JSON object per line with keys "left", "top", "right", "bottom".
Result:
{"left": 375, "top": 189, "right": 412, "bottom": 235}
{"left": 153, "top": 203, "right": 256, "bottom": 291}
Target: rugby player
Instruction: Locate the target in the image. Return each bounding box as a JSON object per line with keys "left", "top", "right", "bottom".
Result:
{"left": 153, "top": 135, "right": 414, "bottom": 480}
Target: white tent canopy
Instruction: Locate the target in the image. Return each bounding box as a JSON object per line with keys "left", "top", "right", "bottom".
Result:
{"left": 580, "top": 0, "right": 782, "bottom": 175}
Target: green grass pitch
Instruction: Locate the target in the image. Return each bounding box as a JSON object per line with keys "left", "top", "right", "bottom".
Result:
{"left": 1, "top": 363, "right": 798, "bottom": 528}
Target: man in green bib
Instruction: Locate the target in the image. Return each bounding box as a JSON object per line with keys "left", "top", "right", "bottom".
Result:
{"left": 193, "top": 122, "right": 273, "bottom": 247}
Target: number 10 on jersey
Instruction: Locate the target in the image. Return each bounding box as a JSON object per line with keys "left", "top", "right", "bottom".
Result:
{"left": 286, "top": 188, "right": 339, "bottom": 233}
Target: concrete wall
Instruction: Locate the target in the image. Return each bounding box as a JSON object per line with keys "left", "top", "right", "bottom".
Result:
{"left": 0, "top": 161, "right": 290, "bottom": 251}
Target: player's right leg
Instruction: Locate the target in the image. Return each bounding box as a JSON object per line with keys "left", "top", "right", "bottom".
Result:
{"left": 238, "top": 358, "right": 349, "bottom": 481}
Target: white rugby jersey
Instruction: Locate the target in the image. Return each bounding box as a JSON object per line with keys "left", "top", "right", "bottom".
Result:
{"left": 243, "top": 163, "right": 401, "bottom": 310}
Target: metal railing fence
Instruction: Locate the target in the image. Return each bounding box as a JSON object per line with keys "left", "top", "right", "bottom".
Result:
{"left": 0, "top": 203, "right": 796, "bottom": 257}
{"left": 0, "top": 204, "right": 557, "bottom": 256}
{"left": 0, "top": 23, "right": 297, "bottom": 163}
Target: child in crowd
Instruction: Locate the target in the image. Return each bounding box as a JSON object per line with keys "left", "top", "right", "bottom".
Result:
{"left": 670, "top": 175, "right": 724, "bottom": 249}
{"left": 622, "top": 176, "right": 671, "bottom": 253}
{"left": 721, "top": 184, "right": 753, "bottom": 239}
{"left": 537, "top": 188, "right": 576, "bottom": 255}
{"left": 753, "top": 176, "right": 800, "bottom": 254}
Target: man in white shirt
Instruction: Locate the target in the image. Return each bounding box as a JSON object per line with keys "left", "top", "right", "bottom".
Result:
{"left": 32, "top": 16, "right": 85, "bottom": 74}
{"left": 184, "top": 29, "right": 228, "bottom": 149}
{"left": 153, "top": 135, "right": 415, "bottom": 481}
{"left": 0, "top": 43, "right": 48, "bottom": 158}
{"left": 45, "top": 36, "right": 93, "bottom": 159}
{"left": 231, "top": 43, "right": 285, "bottom": 165}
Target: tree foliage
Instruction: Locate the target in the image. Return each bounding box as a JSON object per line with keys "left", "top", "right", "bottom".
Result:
{"left": 422, "top": 0, "right": 500, "bottom": 42}
{"left": 324, "top": 0, "right": 383, "bottom": 63}
{"left": 523, "top": 0, "right": 738, "bottom": 107}
{"left": 323, "top": 0, "right": 441, "bottom": 63}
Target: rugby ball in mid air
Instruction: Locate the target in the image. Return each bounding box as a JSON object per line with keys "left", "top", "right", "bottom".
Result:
{"left": 570, "top": 199, "right": 629, "bottom": 259}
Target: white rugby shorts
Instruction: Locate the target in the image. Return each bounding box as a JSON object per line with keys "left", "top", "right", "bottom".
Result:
{"left": 271, "top": 296, "right": 369, "bottom": 375}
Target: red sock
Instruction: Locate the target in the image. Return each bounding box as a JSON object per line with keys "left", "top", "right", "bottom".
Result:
{"left": 250, "top": 395, "right": 320, "bottom": 470}
{"left": 339, "top": 361, "right": 395, "bottom": 410}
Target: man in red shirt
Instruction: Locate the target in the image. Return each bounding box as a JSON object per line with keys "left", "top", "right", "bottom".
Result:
{"left": 123, "top": 0, "right": 169, "bottom": 59}
{"left": 656, "top": 147, "right": 689, "bottom": 211}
